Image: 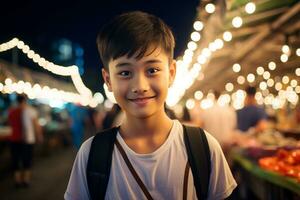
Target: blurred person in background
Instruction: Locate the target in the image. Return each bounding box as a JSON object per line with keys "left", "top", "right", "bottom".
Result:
{"left": 8, "top": 94, "right": 43, "bottom": 188}
{"left": 236, "top": 86, "right": 268, "bottom": 133}
{"left": 92, "top": 107, "right": 106, "bottom": 132}
{"left": 199, "top": 91, "right": 237, "bottom": 153}
{"left": 67, "top": 104, "right": 88, "bottom": 149}
{"left": 180, "top": 106, "right": 198, "bottom": 126}
{"left": 102, "top": 104, "right": 123, "bottom": 129}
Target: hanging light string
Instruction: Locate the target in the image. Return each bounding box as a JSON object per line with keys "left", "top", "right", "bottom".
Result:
{"left": 0, "top": 38, "right": 92, "bottom": 97}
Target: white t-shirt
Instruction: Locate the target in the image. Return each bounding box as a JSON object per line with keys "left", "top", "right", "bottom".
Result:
{"left": 65, "top": 120, "right": 237, "bottom": 200}
{"left": 23, "top": 106, "right": 38, "bottom": 144}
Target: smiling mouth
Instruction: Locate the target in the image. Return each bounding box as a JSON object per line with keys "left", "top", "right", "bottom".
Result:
{"left": 129, "top": 96, "right": 155, "bottom": 105}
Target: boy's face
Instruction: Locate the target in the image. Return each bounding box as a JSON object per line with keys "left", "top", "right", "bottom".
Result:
{"left": 102, "top": 47, "right": 176, "bottom": 119}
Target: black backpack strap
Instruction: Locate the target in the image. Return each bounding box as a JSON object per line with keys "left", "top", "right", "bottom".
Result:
{"left": 86, "top": 127, "right": 118, "bottom": 200}
{"left": 183, "top": 125, "right": 211, "bottom": 200}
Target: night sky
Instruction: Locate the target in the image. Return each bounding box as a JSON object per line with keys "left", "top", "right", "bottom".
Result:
{"left": 0, "top": 0, "right": 199, "bottom": 94}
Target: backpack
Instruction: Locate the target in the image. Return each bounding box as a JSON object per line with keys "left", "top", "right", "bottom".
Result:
{"left": 86, "top": 124, "right": 211, "bottom": 200}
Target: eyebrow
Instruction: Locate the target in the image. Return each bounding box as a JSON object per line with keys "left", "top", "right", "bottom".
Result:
{"left": 115, "top": 59, "right": 163, "bottom": 68}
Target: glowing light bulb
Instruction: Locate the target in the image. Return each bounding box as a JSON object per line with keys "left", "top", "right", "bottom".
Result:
{"left": 205, "top": 3, "right": 215, "bottom": 14}
{"left": 187, "top": 41, "right": 197, "bottom": 51}
{"left": 194, "top": 91, "right": 203, "bottom": 100}
{"left": 268, "top": 62, "right": 276, "bottom": 70}
{"left": 280, "top": 54, "right": 288, "bottom": 62}
{"left": 245, "top": 2, "right": 256, "bottom": 14}
{"left": 232, "top": 17, "right": 243, "bottom": 28}
{"left": 223, "top": 31, "right": 232, "bottom": 42}
{"left": 256, "top": 66, "right": 264, "bottom": 75}
{"left": 232, "top": 63, "right": 241, "bottom": 73}
{"left": 193, "top": 21, "right": 203, "bottom": 31}
{"left": 225, "top": 83, "right": 234, "bottom": 92}
{"left": 237, "top": 76, "right": 245, "bottom": 85}
{"left": 247, "top": 73, "right": 255, "bottom": 83}
{"left": 191, "top": 32, "right": 201, "bottom": 42}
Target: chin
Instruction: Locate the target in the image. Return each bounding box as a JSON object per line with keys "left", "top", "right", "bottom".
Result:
{"left": 130, "top": 109, "right": 157, "bottom": 119}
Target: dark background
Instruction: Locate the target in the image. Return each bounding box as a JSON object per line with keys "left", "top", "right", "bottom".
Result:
{"left": 0, "top": 0, "right": 199, "bottom": 94}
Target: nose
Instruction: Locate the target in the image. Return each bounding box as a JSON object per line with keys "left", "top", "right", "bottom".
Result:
{"left": 131, "top": 74, "right": 149, "bottom": 94}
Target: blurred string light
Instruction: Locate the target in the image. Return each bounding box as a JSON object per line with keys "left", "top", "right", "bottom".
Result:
{"left": 191, "top": 32, "right": 201, "bottom": 42}
{"left": 268, "top": 62, "right": 276, "bottom": 70}
{"left": 247, "top": 73, "right": 255, "bottom": 83}
{"left": 166, "top": 0, "right": 258, "bottom": 107}
{"left": 291, "top": 79, "right": 297, "bottom": 87}
{"left": 256, "top": 66, "right": 264, "bottom": 75}
{"left": 259, "top": 81, "right": 267, "bottom": 90}
{"left": 0, "top": 38, "right": 109, "bottom": 107}
{"left": 194, "top": 90, "right": 203, "bottom": 100}
{"left": 232, "top": 63, "right": 241, "bottom": 73}
{"left": 103, "top": 83, "right": 117, "bottom": 104}
{"left": 223, "top": 31, "right": 232, "bottom": 42}
{"left": 282, "top": 45, "right": 290, "bottom": 55}
{"left": 192, "top": 45, "right": 298, "bottom": 111}
{"left": 296, "top": 68, "right": 300, "bottom": 76}
{"left": 167, "top": 1, "right": 266, "bottom": 107}
{"left": 280, "top": 54, "right": 288, "bottom": 63}
{"left": 237, "top": 75, "right": 245, "bottom": 85}
{"left": 225, "top": 82, "right": 234, "bottom": 92}
{"left": 0, "top": 78, "right": 104, "bottom": 108}
{"left": 275, "top": 82, "right": 282, "bottom": 91}
{"left": 245, "top": 2, "right": 256, "bottom": 14}
{"left": 296, "top": 48, "right": 300, "bottom": 56}
{"left": 218, "top": 94, "right": 231, "bottom": 106}
{"left": 280, "top": 44, "right": 290, "bottom": 63}
{"left": 205, "top": 3, "right": 215, "bottom": 14}
{"left": 232, "top": 16, "right": 243, "bottom": 28}
{"left": 0, "top": 38, "right": 92, "bottom": 98}
{"left": 186, "top": 98, "right": 195, "bottom": 110}
{"left": 193, "top": 21, "right": 204, "bottom": 31}
{"left": 263, "top": 71, "right": 271, "bottom": 80}
{"left": 282, "top": 76, "right": 289, "bottom": 84}
{"left": 167, "top": 12, "right": 233, "bottom": 106}
{"left": 201, "top": 98, "right": 214, "bottom": 109}
{"left": 267, "top": 79, "right": 274, "bottom": 87}
{"left": 167, "top": 36, "right": 226, "bottom": 106}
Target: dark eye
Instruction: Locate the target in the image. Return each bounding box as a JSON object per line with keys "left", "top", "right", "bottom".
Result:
{"left": 119, "top": 71, "right": 131, "bottom": 77}
{"left": 148, "top": 68, "right": 159, "bottom": 75}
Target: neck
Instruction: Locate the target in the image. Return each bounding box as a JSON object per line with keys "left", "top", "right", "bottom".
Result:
{"left": 120, "top": 111, "right": 173, "bottom": 139}
{"left": 119, "top": 111, "right": 173, "bottom": 154}
{"left": 245, "top": 97, "right": 256, "bottom": 106}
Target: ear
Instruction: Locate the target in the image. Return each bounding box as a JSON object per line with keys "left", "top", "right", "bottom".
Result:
{"left": 102, "top": 68, "right": 112, "bottom": 92}
{"left": 168, "top": 59, "right": 176, "bottom": 87}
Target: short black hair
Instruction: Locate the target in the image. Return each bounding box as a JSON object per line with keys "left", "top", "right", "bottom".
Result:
{"left": 16, "top": 94, "right": 26, "bottom": 104}
{"left": 96, "top": 11, "right": 175, "bottom": 69}
{"left": 246, "top": 86, "right": 256, "bottom": 96}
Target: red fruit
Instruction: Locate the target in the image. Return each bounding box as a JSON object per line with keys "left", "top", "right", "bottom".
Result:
{"left": 291, "top": 150, "right": 300, "bottom": 163}
{"left": 259, "top": 157, "right": 277, "bottom": 169}
{"left": 277, "top": 149, "right": 289, "bottom": 159}
{"left": 285, "top": 155, "right": 296, "bottom": 165}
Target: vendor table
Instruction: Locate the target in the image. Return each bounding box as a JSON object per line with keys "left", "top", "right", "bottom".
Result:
{"left": 232, "top": 151, "right": 300, "bottom": 200}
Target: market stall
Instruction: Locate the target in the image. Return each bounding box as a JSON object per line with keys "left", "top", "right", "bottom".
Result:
{"left": 232, "top": 147, "right": 300, "bottom": 200}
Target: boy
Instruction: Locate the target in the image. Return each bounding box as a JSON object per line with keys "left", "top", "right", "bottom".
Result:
{"left": 65, "top": 11, "right": 237, "bottom": 200}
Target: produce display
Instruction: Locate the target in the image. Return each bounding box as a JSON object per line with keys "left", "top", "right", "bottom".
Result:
{"left": 256, "top": 131, "right": 299, "bottom": 147}
{"left": 259, "top": 149, "right": 300, "bottom": 181}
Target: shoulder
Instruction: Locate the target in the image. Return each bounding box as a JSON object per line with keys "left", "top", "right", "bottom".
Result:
{"left": 77, "top": 137, "right": 94, "bottom": 163}
{"left": 72, "top": 137, "right": 94, "bottom": 174}
{"left": 200, "top": 130, "right": 226, "bottom": 162}
{"left": 81, "top": 137, "right": 94, "bottom": 152}
{"left": 204, "top": 130, "right": 237, "bottom": 199}
{"left": 179, "top": 122, "right": 222, "bottom": 156}
{"left": 65, "top": 137, "right": 94, "bottom": 200}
